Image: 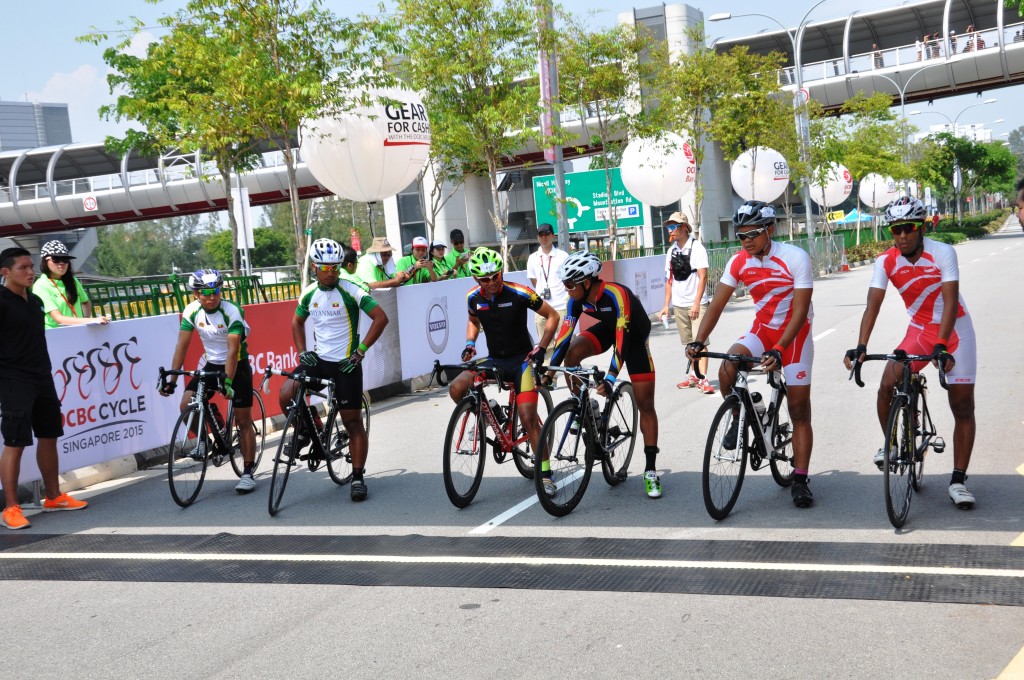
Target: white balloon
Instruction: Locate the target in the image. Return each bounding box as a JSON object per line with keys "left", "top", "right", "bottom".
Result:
{"left": 809, "top": 163, "right": 853, "bottom": 208}
{"left": 858, "top": 173, "right": 900, "bottom": 209}
{"left": 730, "top": 147, "right": 789, "bottom": 202}
{"left": 301, "top": 88, "right": 431, "bottom": 203}
{"left": 618, "top": 133, "right": 696, "bottom": 207}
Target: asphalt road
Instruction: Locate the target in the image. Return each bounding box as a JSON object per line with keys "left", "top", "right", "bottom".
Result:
{"left": 3, "top": 222, "right": 1023, "bottom": 679}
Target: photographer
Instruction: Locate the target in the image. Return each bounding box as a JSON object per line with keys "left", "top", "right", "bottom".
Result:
{"left": 393, "top": 236, "right": 436, "bottom": 285}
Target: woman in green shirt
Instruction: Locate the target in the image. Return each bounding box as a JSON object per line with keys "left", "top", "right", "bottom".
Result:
{"left": 32, "top": 240, "right": 109, "bottom": 328}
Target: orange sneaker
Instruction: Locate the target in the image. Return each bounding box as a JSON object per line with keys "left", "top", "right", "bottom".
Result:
{"left": 41, "top": 493, "right": 88, "bottom": 512}
{"left": 2, "top": 505, "right": 30, "bottom": 530}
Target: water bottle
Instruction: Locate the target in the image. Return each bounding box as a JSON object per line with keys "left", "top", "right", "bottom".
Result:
{"left": 751, "top": 392, "right": 767, "bottom": 425}
{"left": 488, "top": 399, "right": 506, "bottom": 425}
{"left": 661, "top": 314, "right": 670, "bottom": 330}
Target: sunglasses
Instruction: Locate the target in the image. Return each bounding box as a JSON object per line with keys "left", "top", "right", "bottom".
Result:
{"left": 314, "top": 264, "right": 340, "bottom": 272}
{"left": 736, "top": 228, "right": 767, "bottom": 241}
{"left": 49, "top": 257, "right": 72, "bottom": 264}
{"left": 563, "top": 280, "right": 580, "bottom": 291}
{"left": 198, "top": 287, "right": 221, "bottom": 296}
{"left": 474, "top": 272, "right": 502, "bottom": 284}
{"left": 889, "top": 222, "right": 921, "bottom": 236}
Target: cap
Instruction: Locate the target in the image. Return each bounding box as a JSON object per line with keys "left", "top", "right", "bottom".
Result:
{"left": 411, "top": 236, "right": 429, "bottom": 248}
{"left": 537, "top": 223, "right": 554, "bottom": 235}
{"left": 365, "top": 237, "right": 393, "bottom": 254}
{"left": 431, "top": 241, "right": 446, "bottom": 250}
{"left": 449, "top": 229, "right": 465, "bottom": 243}
{"left": 40, "top": 240, "right": 76, "bottom": 259}
{"left": 662, "top": 212, "right": 690, "bottom": 229}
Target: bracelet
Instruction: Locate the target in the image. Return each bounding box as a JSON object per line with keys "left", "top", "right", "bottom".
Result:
{"left": 466, "top": 339, "right": 476, "bottom": 347}
{"left": 357, "top": 342, "right": 368, "bottom": 353}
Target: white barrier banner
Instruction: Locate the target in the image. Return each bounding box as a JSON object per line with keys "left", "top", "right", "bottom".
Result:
{"left": 612, "top": 255, "right": 666, "bottom": 316}
{"left": 18, "top": 315, "right": 181, "bottom": 484}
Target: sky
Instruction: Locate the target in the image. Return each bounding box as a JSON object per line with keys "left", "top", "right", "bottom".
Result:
{"left": 1, "top": 0, "right": 1021, "bottom": 147}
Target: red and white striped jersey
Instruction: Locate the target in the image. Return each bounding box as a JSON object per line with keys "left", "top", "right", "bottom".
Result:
{"left": 870, "top": 238, "right": 967, "bottom": 326}
{"left": 720, "top": 241, "right": 814, "bottom": 330}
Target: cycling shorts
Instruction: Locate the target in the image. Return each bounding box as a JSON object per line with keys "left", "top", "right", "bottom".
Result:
{"left": 480, "top": 354, "right": 538, "bottom": 405}
{"left": 735, "top": 320, "right": 813, "bottom": 386}
{"left": 897, "top": 312, "right": 976, "bottom": 385}
{"left": 0, "top": 378, "right": 63, "bottom": 447}
{"left": 185, "top": 361, "right": 253, "bottom": 409}
{"left": 295, "top": 358, "right": 364, "bottom": 411}
{"left": 578, "top": 321, "right": 655, "bottom": 383}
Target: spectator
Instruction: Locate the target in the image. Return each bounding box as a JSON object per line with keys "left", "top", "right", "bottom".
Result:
{"left": 1015, "top": 30, "right": 1023, "bottom": 44}
{"left": 355, "top": 237, "right": 410, "bottom": 289}
{"left": 872, "top": 44, "right": 884, "bottom": 69}
{"left": 526, "top": 222, "right": 569, "bottom": 363}
{"left": 1, "top": 247, "right": 89, "bottom": 530}
{"left": 394, "top": 236, "right": 436, "bottom": 285}
{"left": 931, "top": 32, "right": 943, "bottom": 58}
{"left": 915, "top": 38, "right": 923, "bottom": 61}
{"left": 950, "top": 30, "right": 957, "bottom": 53}
{"left": 964, "top": 24, "right": 975, "bottom": 52}
{"left": 32, "top": 240, "right": 109, "bottom": 328}
{"left": 430, "top": 241, "right": 456, "bottom": 281}
{"left": 443, "top": 229, "right": 472, "bottom": 278}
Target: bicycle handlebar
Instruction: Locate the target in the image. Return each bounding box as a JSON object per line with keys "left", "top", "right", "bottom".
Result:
{"left": 260, "top": 366, "right": 336, "bottom": 395}
{"left": 429, "top": 359, "right": 522, "bottom": 390}
{"left": 690, "top": 352, "right": 781, "bottom": 389}
{"left": 850, "top": 349, "right": 948, "bottom": 391}
{"left": 537, "top": 364, "right": 605, "bottom": 387}
{"left": 157, "top": 366, "right": 225, "bottom": 389}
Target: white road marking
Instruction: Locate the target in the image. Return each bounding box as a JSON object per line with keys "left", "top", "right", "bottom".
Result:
{"left": 471, "top": 469, "right": 586, "bottom": 534}
{"left": 813, "top": 329, "right": 835, "bottom": 342}
{"left": 1, "top": 550, "right": 1023, "bottom": 578}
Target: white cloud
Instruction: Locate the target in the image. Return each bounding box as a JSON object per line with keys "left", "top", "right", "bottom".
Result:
{"left": 125, "top": 30, "right": 156, "bottom": 59}
{"left": 26, "top": 63, "right": 127, "bottom": 145}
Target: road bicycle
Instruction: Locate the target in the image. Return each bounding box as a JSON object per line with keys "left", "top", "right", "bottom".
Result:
{"left": 851, "top": 349, "right": 947, "bottom": 528}
{"left": 158, "top": 367, "right": 267, "bottom": 508}
{"left": 691, "top": 353, "right": 795, "bottom": 520}
{"left": 261, "top": 367, "right": 371, "bottom": 516}
{"left": 432, "top": 359, "right": 553, "bottom": 508}
{"left": 534, "top": 365, "right": 639, "bottom": 517}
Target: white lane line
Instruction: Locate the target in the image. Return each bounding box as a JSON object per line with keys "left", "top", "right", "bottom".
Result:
{"left": 971, "top": 258, "right": 982, "bottom": 263}
{"left": 471, "top": 469, "right": 586, "bottom": 534}
{"left": 813, "top": 328, "right": 835, "bottom": 342}
{"left": 1, "top": 551, "right": 1023, "bottom": 578}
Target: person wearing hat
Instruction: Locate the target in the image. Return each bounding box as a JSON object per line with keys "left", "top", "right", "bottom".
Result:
{"left": 32, "top": 240, "right": 109, "bottom": 328}
{"left": 430, "top": 241, "right": 457, "bottom": 281}
{"left": 443, "top": 228, "right": 472, "bottom": 278}
{"left": 355, "top": 237, "right": 410, "bottom": 289}
{"left": 526, "top": 223, "right": 569, "bottom": 362}
{"left": 657, "top": 213, "right": 712, "bottom": 393}
{"left": 394, "top": 236, "right": 436, "bottom": 285}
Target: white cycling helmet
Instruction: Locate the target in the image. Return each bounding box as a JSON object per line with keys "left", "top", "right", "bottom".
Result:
{"left": 884, "top": 196, "right": 928, "bottom": 223}
{"left": 309, "top": 238, "right": 344, "bottom": 265}
{"left": 188, "top": 268, "right": 223, "bottom": 290}
{"left": 557, "top": 250, "right": 602, "bottom": 284}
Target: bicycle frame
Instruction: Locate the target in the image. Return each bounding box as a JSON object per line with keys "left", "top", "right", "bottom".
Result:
{"left": 160, "top": 368, "right": 231, "bottom": 457}
{"left": 433, "top": 360, "right": 529, "bottom": 457}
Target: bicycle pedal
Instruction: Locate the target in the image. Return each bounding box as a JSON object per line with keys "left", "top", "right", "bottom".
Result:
{"left": 931, "top": 437, "right": 946, "bottom": 453}
{"left": 210, "top": 454, "right": 226, "bottom": 467}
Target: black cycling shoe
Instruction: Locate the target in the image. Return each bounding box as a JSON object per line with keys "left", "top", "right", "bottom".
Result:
{"left": 722, "top": 418, "right": 739, "bottom": 450}
{"left": 791, "top": 480, "right": 814, "bottom": 508}
{"left": 350, "top": 480, "right": 368, "bottom": 502}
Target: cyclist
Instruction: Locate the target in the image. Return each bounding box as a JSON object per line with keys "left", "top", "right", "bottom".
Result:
{"left": 843, "top": 196, "right": 977, "bottom": 509}
{"left": 279, "top": 238, "right": 388, "bottom": 501}
{"left": 448, "top": 248, "right": 559, "bottom": 493}
{"left": 685, "top": 200, "right": 815, "bottom": 508}
{"left": 547, "top": 250, "right": 663, "bottom": 499}
{"left": 159, "top": 269, "right": 258, "bottom": 494}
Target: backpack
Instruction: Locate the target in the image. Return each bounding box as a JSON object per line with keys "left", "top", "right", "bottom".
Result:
{"left": 670, "top": 246, "right": 693, "bottom": 281}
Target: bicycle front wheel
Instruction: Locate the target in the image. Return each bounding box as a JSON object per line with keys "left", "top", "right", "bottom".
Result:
{"left": 884, "top": 397, "right": 914, "bottom": 528}
{"left": 229, "top": 391, "right": 266, "bottom": 477}
{"left": 327, "top": 408, "right": 353, "bottom": 486}
{"left": 167, "top": 404, "right": 209, "bottom": 508}
{"left": 601, "top": 381, "right": 637, "bottom": 486}
{"left": 536, "top": 400, "right": 593, "bottom": 517}
{"left": 268, "top": 408, "right": 300, "bottom": 516}
{"left": 442, "top": 397, "right": 486, "bottom": 508}
{"left": 911, "top": 397, "right": 928, "bottom": 492}
{"left": 512, "top": 386, "right": 553, "bottom": 480}
{"left": 768, "top": 389, "right": 795, "bottom": 487}
{"left": 702, "top": 395, "right": 747, "bottom": 520}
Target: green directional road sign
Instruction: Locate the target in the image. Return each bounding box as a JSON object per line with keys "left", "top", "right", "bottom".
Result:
{"left": 533, "top": 167, "right": 644, "bottom": 233}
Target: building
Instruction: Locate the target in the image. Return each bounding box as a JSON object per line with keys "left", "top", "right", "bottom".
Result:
{"left": 0, "top": 100, "right": 72, "bottom": 152}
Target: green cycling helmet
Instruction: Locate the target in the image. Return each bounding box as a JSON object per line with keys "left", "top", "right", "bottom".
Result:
{"left": 468, "top": 247, "right": 503, "bottom": 277}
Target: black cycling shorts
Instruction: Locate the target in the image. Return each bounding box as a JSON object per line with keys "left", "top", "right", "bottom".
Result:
{"left": 577, "top": 321, "right": 656, "bottom": 382}
{"left": 296, "top": 359, "right": 364, "bottom": 411}
{"left": 0, "top": 378, "right": 64, "bottom": 447}
{"left": 185, "top": 361, "right": 254, "bottom": 409}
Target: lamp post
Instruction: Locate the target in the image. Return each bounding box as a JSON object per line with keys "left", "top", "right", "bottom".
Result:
{"left": 709, "top": 0, "right": 828, "bottom": 239}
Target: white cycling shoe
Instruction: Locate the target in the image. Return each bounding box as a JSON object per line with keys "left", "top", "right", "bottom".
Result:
{"left": 948, "top": 483, "right": 975, "bottom": 510}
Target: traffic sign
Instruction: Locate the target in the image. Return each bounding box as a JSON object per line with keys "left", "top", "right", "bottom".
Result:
{"left": 826, "top": 210, "right": 845, "bottom": 222}
{"left": 83, "top": 195, "right": 98, "bottom": 212}
{"left": 533, "top": 167, "right": 645, "bottom": 233}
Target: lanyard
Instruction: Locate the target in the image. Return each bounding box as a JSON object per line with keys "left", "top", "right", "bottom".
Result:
{"left": 539, "top": 253, "right": 553, "bottom": 284}
{"left": 48, "top": 276, "right": 78, "bottom": 317}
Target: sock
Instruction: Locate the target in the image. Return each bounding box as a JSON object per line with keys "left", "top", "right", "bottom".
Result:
{"left": 243, "top": 463, "right": 255, "bottom": 476}
{"left": 644, "top": 445, "right": 659, "bottom": 472}
{"left": 793, "top": 472, "right": 808, "bottom": 485}
{"left": 951, "top": 469, "right": 966, "bottom": 486}
{"left": 541, "top": 460, "right": 551, "bottom": 474}
{"left": 352, "top": 467, "right": 364, "bottom": 482}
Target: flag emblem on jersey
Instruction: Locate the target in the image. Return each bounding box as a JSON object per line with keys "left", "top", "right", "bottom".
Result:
{"left": 217, "top": 324, "right": 224, "bottom": 329}
{"left": 478, "top": 302, "right": 490, "bottom": 311}
{"left": 312, "top": 303, "right": 319, "bottom": 308}
{"left": 332, "top": 302, "right": 340, "bottom": 308}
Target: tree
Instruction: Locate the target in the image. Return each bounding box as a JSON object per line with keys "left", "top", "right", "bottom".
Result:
{"left": 261, "top": 197, "right": 375, "bottom": 254}
{"left": 1005, "top": 125, "right": 1024, "bottom": 178}
{"left": 205, "top": 227, "right": 291, "bottom": 270}
{"left": 93, "top": 214, "right": 216, "bottom": 277}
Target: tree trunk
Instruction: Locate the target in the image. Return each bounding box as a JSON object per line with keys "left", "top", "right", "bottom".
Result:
{"left": 219, "top": 164, "right": 240, "bottom": 276}
{"left": 486, "top": 154, "right": 508, "bottom": 271}
{"left": 283, "top": 143, "right": 305, "bottom": 270}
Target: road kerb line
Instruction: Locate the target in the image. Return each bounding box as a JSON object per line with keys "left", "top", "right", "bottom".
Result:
{"left": 470, "top": 469, "right": 586, "bottom": 534}
{"left": 813, "top": 328, "right": 835, "bottom": 342}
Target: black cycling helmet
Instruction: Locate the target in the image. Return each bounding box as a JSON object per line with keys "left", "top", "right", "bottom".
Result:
{"left": 733, "top": 200, "right": 777, "bottom": 228}
{"left": 884, "top": 196, "right": 928, "bottom": 223}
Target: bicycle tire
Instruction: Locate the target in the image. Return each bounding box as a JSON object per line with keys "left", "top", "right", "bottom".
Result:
{"left": 167, "top": 404, "right": 209, "bottom": 508}
{"left": 768, "top": 388, "right": 795, "bottom": 487}
{"left": 702, "top": 394, "right": 747, "bottom": 520}
{"left": 911, "top": 394, "right": 928, "bottom": 492}
{"left": 536, "top": 399, "right": 593, "bottom": 517}
{"left": 268, "top": 408, "right": 300, "bottom": 516}
{"left": 229, "top": 391, "right": 266, "bottom": 477}
{"left": 884, "top": 396, "right": 914, "bottom": 528}
{"left": 601, "top": 381, "right": 637, "bottom": 486}
{"left": 442, "top": 396, "right": 486, "bottom": 508}
{"left": 512, "top": 386, "right": 553, "bottom": 480}
{"left": 326, "top": 407, "right": 352, "bottom": 486}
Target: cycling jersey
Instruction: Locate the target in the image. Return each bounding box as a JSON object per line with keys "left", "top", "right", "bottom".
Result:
{"left": 550, "top": 281, "right": 653, "bottom": 382}
{"left": 720, "top": 241, "right": 814, "bottom": 330}
{"left": 869, "top": 237, "right": 968, "bottom": 326}
{"left": 180, "top": 299, "right": 249, "bottom": 364}
{"left": 296, "top": 281, "right": 378, "bottom": 362}
{"left": 467, "top": 281, "right": 544, "bottom": 359}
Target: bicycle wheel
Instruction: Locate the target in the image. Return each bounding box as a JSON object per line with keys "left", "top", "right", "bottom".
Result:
{"left": 768, "top": 389, "right": 795, "bottom": 487}
{"left": 327, "top": 408, "right": 353, "bottom": 486}
{"left": 512, "top": 386, "right": 553, "bottom": 480}
{"left": 536, "top": 400, "right": 593, "bottom": 517}
{"left": 268, "top": 408, "right": 300, "bottom": 516}
{"left": 229, "top": 391, "right": 266, "bottom": 477}
{"left": 884, "top": 397, "right": 914, "bottom": 528}
{"left": 167, "top": 404, "right": 209, "bottom": 508}
{"left": 702, "top": 395, "right": 747, "bottom": 520}
{"left": 601, "top": 381, "right": 638, "bottom": 486}
{"left": 911, "top": 397, "right": 928, "bottom": 492}
{"left": 442, "top": 396, "right": 486, "bottom": 508}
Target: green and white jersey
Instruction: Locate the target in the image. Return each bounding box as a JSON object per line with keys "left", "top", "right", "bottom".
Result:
{"left": 296, "top": 281, "right": 379, "bottom": 362}
{"left": 180, "top": 299, "right": 249, "bottom": 363}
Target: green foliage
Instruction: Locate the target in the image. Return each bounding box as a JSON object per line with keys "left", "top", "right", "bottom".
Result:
{"left": 912, "top": 134, "right": 1015, "bottom": 201}
{"left": 846, "top": 241, "right": 890, "bottom": 262}
{"left": 1006, "top": 125, "right": 1024, "bottom": 178}
{"left": 93, "top": 214, "right": 216, "bottom": 277}
{"left": 812, "top": 92, "right": 908, "bottom": 184}
{"left": 260, "top": 197, "right": 374, "bottom": 254}
{"left": 929, "top": 231, "right": 967, "bottom": 244}
{"left": 204, "top": 227, "right": 291, "bottom": 270}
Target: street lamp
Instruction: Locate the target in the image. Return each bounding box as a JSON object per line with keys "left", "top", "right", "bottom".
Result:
{"left": 710, "top": 0, "right": 829, "bottom": 239}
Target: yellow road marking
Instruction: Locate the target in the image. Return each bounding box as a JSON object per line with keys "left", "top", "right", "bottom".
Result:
{"left": 996, "top": 643, "right": 1024, "bottom": 679}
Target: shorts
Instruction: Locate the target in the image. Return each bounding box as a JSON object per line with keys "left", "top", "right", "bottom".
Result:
{"left": 897, "top": 313, "right": 976, "bottom": 385}
{"left": 481, "top": 354, "right": 538, "bottom": 405}
{"left": 186, "top": 361, "right": 253, "bottom": 408}
{"left": 735, "top": 320, "right": 814, "bottom": 386}
{"left": 674, "top": 303, "right": 707, "bottom": 346}
{"left": 578, "top": 321, "right": 655, "bottom": 383}
{"left": 296, "top": 358, "right": 364, "bottom": 411}
{"left": 0, "top": 378, "right": 64, "bottom": 447}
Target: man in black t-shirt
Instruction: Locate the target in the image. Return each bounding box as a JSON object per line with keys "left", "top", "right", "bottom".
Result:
{"left": 1, "top": 248, "right": 88, "bottom": 530}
